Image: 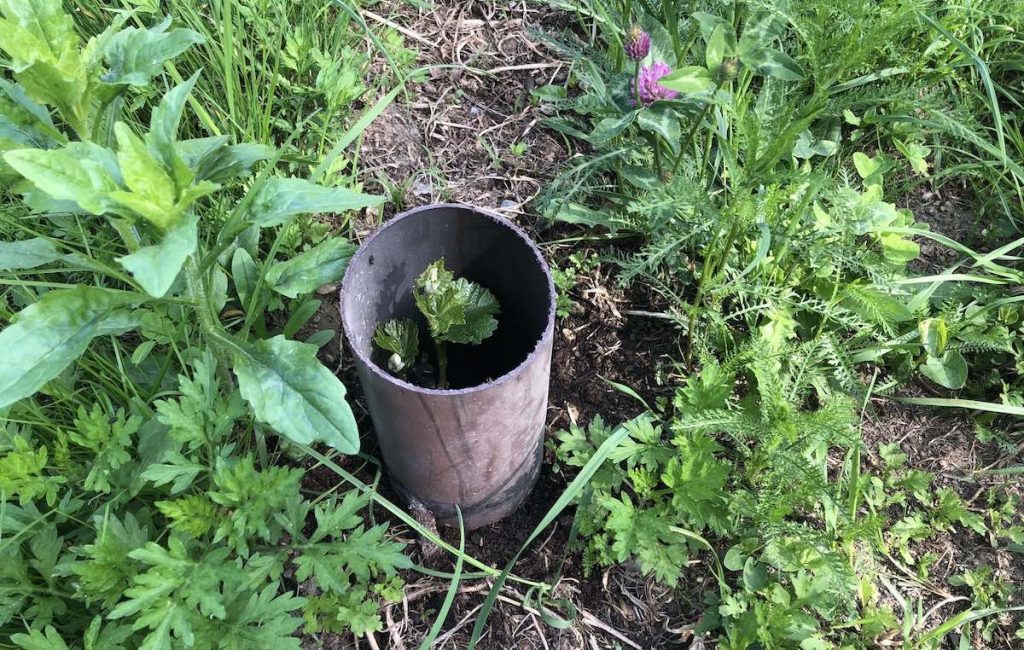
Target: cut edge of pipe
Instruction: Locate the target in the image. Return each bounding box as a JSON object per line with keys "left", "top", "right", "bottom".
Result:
{"left": 340, "top": 202, "right": 556, "bottom": 397}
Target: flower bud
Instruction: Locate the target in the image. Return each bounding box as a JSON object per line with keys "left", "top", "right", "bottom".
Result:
{"left": 423, "top": 267, "right": 440, "bottom": 294}
{"left": 388, "top": 353, "right": 405, "bottom": 373}
{"left": 721, "top": 57, "right": 739, "bottom": 79}
{"left": 625, "top": 25, "right": 651, "bottom": 61}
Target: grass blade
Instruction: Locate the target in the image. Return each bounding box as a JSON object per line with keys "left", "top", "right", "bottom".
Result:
{"left": 419, "top": 507, "right": 464, "bottom": 650}
{"left": 466, "top": 423, "right": 632, "bottom": 648}
{"left": 893, "top": 396, "right": 1024, "bottom": 417}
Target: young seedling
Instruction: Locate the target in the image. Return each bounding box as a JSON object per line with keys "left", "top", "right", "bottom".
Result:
{"left": 373, "top": 258, "right": 500, "bottom": 388}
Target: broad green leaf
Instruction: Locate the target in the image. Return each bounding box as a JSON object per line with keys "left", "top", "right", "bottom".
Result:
{"left": 231, "top": 247, "right": 258, "bottom": 307}
{"left": 101, "top": 17, "right": 203, "bottom": 86}
{"left": 548, "top": 201, "right": 612, "bottom": 228}
{"left": 880, "top": 233, "right": 920, "bottom": 264}
{"left": 692, "top": 12, "right": 731, "bottom": 44}
{"left": 619, "top": 165, "right": 660, "bottom": 190}
{"left": 740, "top": 47, "right": 804, "bottom": 81}
{"left": 244, "top": 177, "right": 383, "bottom": 227}
{"left": 919, "top": 318, "right": 948, "bottom": 356}
{"left": 117, "top": 211, "right": 198, "bottom": 297}
{"left": 588, "top": 111, "right": 637, "bottom": 144}
{"left": 4, "top": 142, "right": 121, "bottom": 214}
{"left": 373, "top": 318, "right": 419, "bottom": 371}
{"left": 637, "top": 106, "right": 682, "bottom": 155}
{"left": 230, "top": 334, "right": 359, "bottom": 454}
{"left": 0, "top": 0, "right": 87, "bottom": 131}
{"left": 705, "top": 23, "right": 736, "bottom": 71}
{"left": 192, "top": 143, "right": 274, "bottom": 184}
{"left": 0, "top": 286, "right": 141, "bottom": 408}
{"left": 856, "top": 152, "right": 880, "bottom": 180}
{"left": 265, "top": 236, "right": 356, "bottom": 299}
{"left": 738, "top": 13, "right": 784, "bottom": 52}
{"left": 921, "top": 350, "right": 967, "bottom": 390}
{"left": 658, "top": 66, "right": 714, "bottom": 94}
{"left": 443, "top": 279, "right": 500, "bottom": 345}
{"left": 0, "top": 236, "right": 60, "bottom": 270}
{"left": 112, "top": 121, "right": 179, "bottom": 229}
{"left": 147, "top": 73, "right": 198, "bottom": 187}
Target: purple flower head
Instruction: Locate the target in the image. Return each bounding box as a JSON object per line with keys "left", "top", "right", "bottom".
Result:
{"left": 625, "top": 25, "right": 650, "bottom": 61}
{"left": 634, "top": 62, "right": 678, "bottom": 106}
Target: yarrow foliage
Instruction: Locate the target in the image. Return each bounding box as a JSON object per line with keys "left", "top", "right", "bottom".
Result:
{"left": 634, "top": 62, "right": 678, "bottom": 105}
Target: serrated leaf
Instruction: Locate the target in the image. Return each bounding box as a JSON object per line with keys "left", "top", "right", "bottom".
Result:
{"left": 102, "top": 17, "right": 203, "bottom": 87}
{"left": 231, "top": 335, "right": 359, "bottom": 454}
{"left": 658, "top": 66, "right": 714, "bottom": 94}
{"left": 373, "top": 318, "right": 418, "bottom": 371}
{"left": 118, "top": 211, "right": 198, "bottom": 297}
{"left": 266, "top": 236, "right": 356, "bottom": 299}
{"left": 442, "top": 279, "right": 500, "bottom": 344}
{"left": 4, "top": 142, "right": 122, "bottom": 214}
{"left": 0, "top": 237, "right": 60, "bottom": 270}
{"left": 0, "top": 287, "right": 141, "bottom": 408}
{"left": 244, "top": 177, "right": 383, "bottom": 227}
{"left": 11, "top": 625, "right": 70, "bottom": 650}
{"left": 740, "top": 47, "right": 804, "bottom": 81}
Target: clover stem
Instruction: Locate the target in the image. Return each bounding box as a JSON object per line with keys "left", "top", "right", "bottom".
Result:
{"left": 435, "top": 339, "right": 449, "bottom": 389}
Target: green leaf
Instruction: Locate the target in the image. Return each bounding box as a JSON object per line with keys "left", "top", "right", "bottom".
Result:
{"left": 443, "top": 279, "right": 500, "bottom": 344}
{"left": 230, "top": 334, "right": 359, "bottom": 454}
{"left": 692, "top": 12, "right": 731, "bottom": 44}
{"left": 12, "top": 625, "right": 70, "bottom": 650}
{"left": 0, "top": 287, "right": 141, "bottom": 408}
{"left": 919, "top": 318, "right": 948, "bottom": 357}
{"left": 740, "top": 47, "right": 804, "bottom": 81}
{"left": 921, "top": 350, "right": 967, "bottom": 390}
{"left": 244, "top": 177, "right": 383, "bottom": 227}
{"left": 118, "top": 211, "right": 198, "bottom": 297}
{"left": 636, "top": 105, "right": 682, "bottom": 154}
{"left": 0, "top": 0, "right": 87, "bottom": 131}
{"left": 4, "top": 142, "right": 122, "bottom": 214}
{"left": 895, "top": 139, "right": 930, "bottom": 176}
{"left": 231, "top": 247, "right": 259, "bottom": 307}
{"left": 879, "top": 233, "right": 920, "bottom": 263}
{"left": 705, "top": 23, "right": 736, "bottom": 71}
{"left": 548, "top": 201, "right": 613, "bottom": 228}
{"left": 853, "top": 152, "right": 879, "bottom": 180}
{"left": 658, "top": 66, "right": 714, "bottom": 94}
{"left": 265, "top": 237, "right": 356, "bottom": 299}
{"left": 0, "top": 236, "right": 60, "bottom": 270}
{"left": 588, "top": 110, "right": 637, "bottom": 144}
{"left": 101, "top": 17, "right": 203, "bottom": 86}
{"left": 112, "top": 121, "right": 179, "bottom": 229}
{"left": 373, "top": 318, "right": 418, "bottom": 372}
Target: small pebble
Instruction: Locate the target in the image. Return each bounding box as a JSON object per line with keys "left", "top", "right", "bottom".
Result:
{"left": 412, "top": 179, "right": 432, "bottom": 196}
{"left": 499, "top": 199, "right": 518, "bottom": 210}
{"left": 469, "top": 105, "right": 481, "bottom": 116}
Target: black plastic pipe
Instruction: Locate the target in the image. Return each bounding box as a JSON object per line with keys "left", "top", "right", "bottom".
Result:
{"left": 340, "top": 204, "right": 555, "bottom": 529}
